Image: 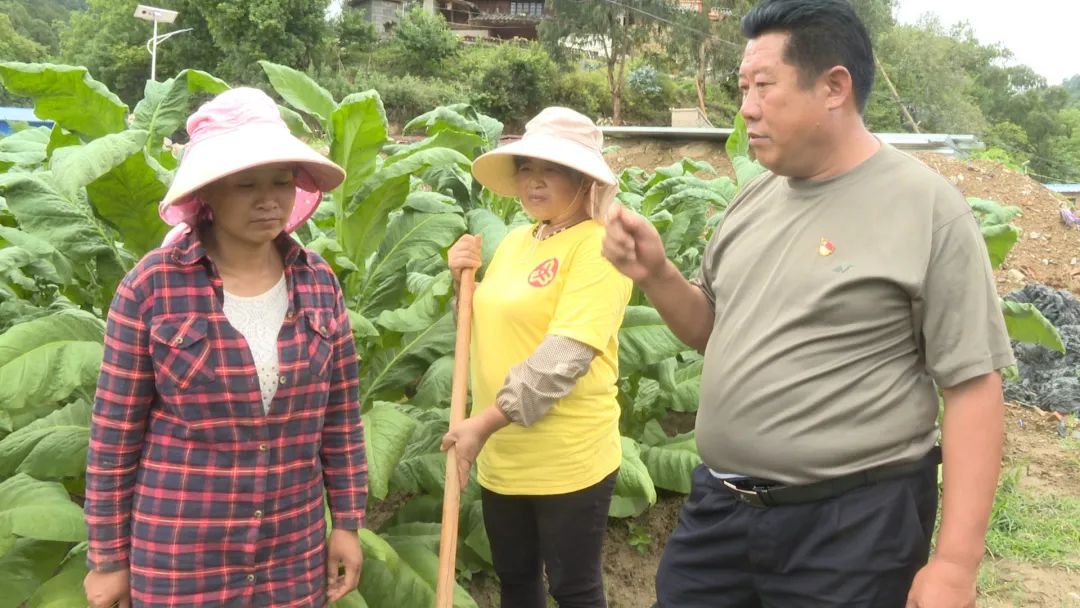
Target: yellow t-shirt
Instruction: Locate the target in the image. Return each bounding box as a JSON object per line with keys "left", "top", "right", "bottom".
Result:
{"left": 471, "top": 219, "right": 632, "bottom": 495}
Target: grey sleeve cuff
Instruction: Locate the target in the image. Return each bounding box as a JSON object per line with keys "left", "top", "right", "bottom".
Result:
{"left": 496, "top": 335, "right": 597, "bottom": 427}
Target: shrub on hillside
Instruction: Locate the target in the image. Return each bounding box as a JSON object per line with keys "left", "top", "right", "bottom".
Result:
{"left": 466, "top": 41, "right": 558, "bottom": 131}
{"left": 354, "top": 71, "right": 469, "bottom": 128}
{"left": 623, "top": 62, "right": 675, "bottom": 125}
{"left": 393, "top": 8, "right": 459, "bottom": 76}
{"left": 550, "top": 67, "right": 611, "bottom": 123}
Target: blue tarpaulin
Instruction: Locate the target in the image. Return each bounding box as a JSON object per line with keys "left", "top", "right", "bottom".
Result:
{"left": 0, "top": 107, "right": 53, "bottom": 135}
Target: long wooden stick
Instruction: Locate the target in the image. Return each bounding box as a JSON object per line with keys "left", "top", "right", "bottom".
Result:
{"left": 435, "top": 267, "right": 476, "bottom": 608}
{"left": 876, "top": 56, "right": 920, "bottom": 134}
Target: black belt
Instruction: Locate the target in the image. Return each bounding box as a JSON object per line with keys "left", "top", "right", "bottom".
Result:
{"left": 721, "top": 446, "right": 942, "bottom": 508}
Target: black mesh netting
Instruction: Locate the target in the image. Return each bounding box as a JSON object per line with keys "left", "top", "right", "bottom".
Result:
{"left": 1003, "top": 284, "right": 1080, "bottom": 414}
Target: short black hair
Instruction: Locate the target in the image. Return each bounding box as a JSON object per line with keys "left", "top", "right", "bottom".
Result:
{"left": 741, "top": 0, "right": 875, "bottom": 113}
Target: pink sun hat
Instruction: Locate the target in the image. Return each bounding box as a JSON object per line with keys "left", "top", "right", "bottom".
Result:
{"left": 158, "top": 87, "right": 345, "bottom": 243}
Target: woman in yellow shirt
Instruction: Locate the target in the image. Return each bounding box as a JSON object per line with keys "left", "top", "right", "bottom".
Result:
{"left": 441, "top": 107, "right": 632, "bottom": 608}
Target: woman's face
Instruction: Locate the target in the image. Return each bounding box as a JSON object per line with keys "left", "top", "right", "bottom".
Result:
{"left": 513, "top": 158, "right": 587, "bottom": 222}
{"left": 200, "top": 163, "right": 296, "bottom": 247}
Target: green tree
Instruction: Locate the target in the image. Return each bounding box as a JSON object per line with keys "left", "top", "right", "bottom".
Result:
{"left": 60, "top": 0, "right": 330, "bottom": 105}
{"left": 467, "top": 42, "right": 558, "bottom": 128}
{"left": 392, "top": 7, "right": 459, "bottom": 77}
{"left": 540, "top": 0, "right": 670, "bottom": 125}
{"left": 1063, "top": 74, "right": 1080, "bottom": 103}
{"left": 848, "top": 0, "right": 895, "bottom": 40}
{"left": 190, "top": 0, "right": 330, "bottom": 82}
{"left": 61, "top": 0, "right": 214, "bottom": 104}
{"left": 0, "top": 12, "right": 46, "bottom": 105}
{"left": 663, "top": 0, "right": 750, "bottom": 120}
{"left": 868, "top": 18, "right": 988, "bottom": 133}
{"left": 0, "top": 0, "right": 85, "bottom": 56}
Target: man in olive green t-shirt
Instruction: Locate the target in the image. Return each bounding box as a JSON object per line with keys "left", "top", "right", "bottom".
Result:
{"left": 602, "top": 1, "right": 1014, "bottom": 607}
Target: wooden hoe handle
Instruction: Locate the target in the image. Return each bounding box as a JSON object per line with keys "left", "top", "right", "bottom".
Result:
{"left": 435, "top": 267, "right": 476, "bottom": 607}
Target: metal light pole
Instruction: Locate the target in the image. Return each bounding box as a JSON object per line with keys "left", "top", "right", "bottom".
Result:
{"left": 134, "top": 5, "right": 190, "bottom": 82}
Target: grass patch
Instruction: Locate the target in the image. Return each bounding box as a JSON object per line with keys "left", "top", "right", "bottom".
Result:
{"left": 976, "top": 560, "right": 1023, "bottom": 600}
{"left": 984, "top": 466, "right": 1080, "bottom": 569}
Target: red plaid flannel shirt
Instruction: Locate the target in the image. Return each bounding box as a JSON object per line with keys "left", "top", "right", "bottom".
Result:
{"left": 85, "top": 230, "right": 368, "bottom": 607}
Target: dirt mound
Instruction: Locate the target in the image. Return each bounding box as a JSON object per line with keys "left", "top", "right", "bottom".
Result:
{"left": 915, "top": 154, "right": 1080, "bottom": 297}
{"left": 602, "top": 139, "right": 1080, "bottom": 298}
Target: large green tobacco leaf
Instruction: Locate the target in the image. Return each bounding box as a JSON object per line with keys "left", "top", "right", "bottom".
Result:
{"left": 330, "top": 91, "right": 389, "bottom": 203}
{"left": 363, "top": 313, "right": 457, "bottom": 406}
{"left": 49, "top": 130, "right": 147, "bottom": 201}
{"left": 376, "top": 271, "right": 452, "bottom": 334}
{"left": 0, "top": 63, "right": 127, "bottom": 139}
{"left": 639, "top": 422, "right": 701, "bottom": 494}
{"left": 259, "top": 60, "right": 337, "bottom": 126}
{"left": 128, "top": 69, "right": 229, "bottom": 153}
{"left": 0, "top": 400, "right": 90, "bottom": 480}
{"left": 650, "top": 197, "right": 708, "bottom": 260}
{"left": 185, "top": 69, "right": 230, "bottom": 95}
{"left": 0, "top": 126, "right": 50, "bottom": 171}
{"left": 725, "top": 113, "right": 768, "bottom": 189}
{"left": 86, "top": 150, "right": 171, "bottom": 257}
{"left": 641, "top": 175, "right": 732, "bottom": 215}
{"left": 132, "top": 76, "right": 190, "bottom": 155}
{"left": 0, "top": 309, "right": 104, "bottom": 367}
{"left": 129, "top": 67, "right": 230, "bottom": 158}
{"left": 465, "top": 208, "right": 511, "bottom": 267}
{"left": 391, "top": 452, "right": 447, "bottom": 496}
{"left": 1001, "top": 300, "right": 1066, "bottom": 352}
{"left": 44, "top": 126, "right": 80, "bottom": 161}
{"left": 362, "top": 403, "right": 418, "bottom": 501}
{"left": 404, "top": 103, "right": 503, "bottom": 150}
{"left": 331, "top": 590, "right": 370, "bottom": 608}
{"left": 610, "top": 437, "right": 656, "bottom": 518}
{"left": 969, "top": 197, "right": 1021, "bottom": 226}
{"left": 981, "top": 224, "right": 1020, "bottom": 269}
{"left": 359, "top": 211, "right": 465, "bottom": 317}
{"left": 410, "top": 355, "right": 454, "bottom": 409}
{"left": 379, "top": 494, "right": 491, "bottom": 574}
{"left": 341, "top": 148, "right": 471, "bottom": 273}
{"left": 0, "top": 539, "right": 73, "bottom": 608}
{"left": 357, "top": 530, "right": 477, "bottom": 608}
{"left": 659, "top": 357, "right": 703, "bottom": 413}
{"left": 24, "top": 547, "right": 87, "bottom": 608}
{"left": 617, "top": 307, "right": 690, "bottom": 376}
{"left": 0, "top": 474, "right": 87, "bottom": 558}
{"left": 403, "top": 191, "right": 461, "bottom": 215}
{"left": 0, "top": 310, "right": 104, "bottom": 430}
{"left": 0, "top": 173, "right": 127, "bottom": 291}
{"left": 0, "top": 230, "right": 73, "bottom": 289}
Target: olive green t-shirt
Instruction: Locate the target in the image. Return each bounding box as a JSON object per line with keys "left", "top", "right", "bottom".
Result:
{"left": 693, "top": 143, "right": 1015, "bottom": 485}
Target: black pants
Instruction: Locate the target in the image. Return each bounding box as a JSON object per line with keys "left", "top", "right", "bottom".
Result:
{"left": 481, "top": 469, "right": 618, "bottom": 608}
{"left": 655, "top": 463, "right": 938, "bottom": 608}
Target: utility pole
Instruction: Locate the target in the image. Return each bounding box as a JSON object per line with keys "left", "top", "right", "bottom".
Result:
{"left": 134, "top": 5, "right": 191, "bottom": 82}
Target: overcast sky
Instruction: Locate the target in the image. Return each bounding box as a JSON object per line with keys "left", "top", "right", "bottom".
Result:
{"left": 894, "top": 0, "right": 1078, "bottom": 85}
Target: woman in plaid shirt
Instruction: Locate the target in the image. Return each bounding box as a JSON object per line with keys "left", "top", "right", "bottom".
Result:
{"left": 83, "top": 88, "right": 368, "bottom": 608}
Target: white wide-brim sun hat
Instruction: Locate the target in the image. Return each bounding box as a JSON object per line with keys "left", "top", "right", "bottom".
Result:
{"left": 471, "top": 107, "right": 618, "bottom": 217}
{"left": 159, "top": 87, "right": 345, "bottom": 237}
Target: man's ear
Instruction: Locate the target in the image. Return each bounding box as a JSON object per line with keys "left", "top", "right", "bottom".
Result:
{"left": 822, "top": 65, "right": 855, "bottom": 111}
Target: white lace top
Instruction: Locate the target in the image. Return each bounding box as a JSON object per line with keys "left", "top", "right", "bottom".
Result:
{"left": 223, "top": 274, "right": 289, "bottom": 414}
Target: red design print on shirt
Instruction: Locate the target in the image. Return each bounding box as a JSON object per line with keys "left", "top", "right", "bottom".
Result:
{"left": 528, "top": 258, "right": 560, "bottom": 287}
